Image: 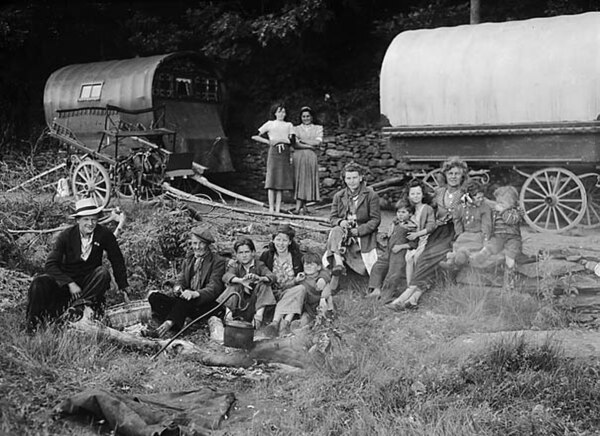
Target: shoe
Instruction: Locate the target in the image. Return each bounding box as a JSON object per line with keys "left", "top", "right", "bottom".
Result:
{"left": 332, "top": 264, "right": 346, "bottom": 277}
{"left": 384, "top": 302, "right": 404, "bottom": 312}
{"left": 366, "top": 288, "right": 381, "bottom": 299}
{"left": 263, "top": 322, "right": 279, "bottom": 338}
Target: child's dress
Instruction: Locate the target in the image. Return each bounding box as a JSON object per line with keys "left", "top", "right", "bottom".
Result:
{"left": 405, "top": 203, "right": 436, "bottom": 285}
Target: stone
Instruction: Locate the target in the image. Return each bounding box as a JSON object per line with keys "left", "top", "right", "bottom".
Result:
{"left": 517, "top": 259, "right": 585, "bottom": 278}
{"left": 325, "top": 149, "right": 354, "bottom": 159}
{"left": 322, "top": 178, "right": 337, "bottom": 188}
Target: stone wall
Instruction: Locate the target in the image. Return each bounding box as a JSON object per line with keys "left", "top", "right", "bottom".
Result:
{"left": 223, "top": 128, "right": 411, "bottom": 208}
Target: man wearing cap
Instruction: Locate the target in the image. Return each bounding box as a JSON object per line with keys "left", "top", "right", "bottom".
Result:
{"left": 26, "top": 198, "right": 130, "bottom": 331}
{"left": 148, "top": 225, "right": 226, "bottom": 337}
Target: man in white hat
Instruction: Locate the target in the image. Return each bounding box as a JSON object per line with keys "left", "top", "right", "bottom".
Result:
{"left": 26, "top": 198, "right": 130, "bottom": 331}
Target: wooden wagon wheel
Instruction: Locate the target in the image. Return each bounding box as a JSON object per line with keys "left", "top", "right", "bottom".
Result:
{"left": 519, "top": 167, "right": 587, "bottom": 233}
{"left": 422, "top": 168, "right": 443, "bottom": 190}
{"left": 579, "top": 173, "right": 600, "bottom": 228}
{"left": 71, "top": 159, "right": 111, "bottom": 208}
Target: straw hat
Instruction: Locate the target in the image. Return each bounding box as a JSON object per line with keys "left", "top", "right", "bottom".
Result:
{"left": 70, "top": 198, "right": 104, "bottom": 218}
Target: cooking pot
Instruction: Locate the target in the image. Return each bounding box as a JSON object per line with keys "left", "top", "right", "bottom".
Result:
{"left": 223, "top": 319, "right": 254, "bottom": 349}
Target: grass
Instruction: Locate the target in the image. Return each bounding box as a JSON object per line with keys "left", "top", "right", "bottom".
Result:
{"left": 1, "top": 190, "right": 597, "bottom": 435}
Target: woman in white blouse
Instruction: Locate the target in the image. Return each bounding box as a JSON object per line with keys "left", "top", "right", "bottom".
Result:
{"left": 252, "top": 103, "right": 295, "bottom": 213}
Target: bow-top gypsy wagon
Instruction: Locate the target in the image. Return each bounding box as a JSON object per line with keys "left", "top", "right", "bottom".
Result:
{"left": 380, "top": 13, "right": 600, "bottom": 233}
{"left": 44, "top": 52, "right": 233, "bottom": 206}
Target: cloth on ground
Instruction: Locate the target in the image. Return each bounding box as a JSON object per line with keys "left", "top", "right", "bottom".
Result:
{"left": 56, "top": 388, "right": 235, "bottom": 436}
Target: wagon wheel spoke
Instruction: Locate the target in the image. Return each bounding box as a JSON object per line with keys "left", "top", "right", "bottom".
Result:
{"left": 524, "top": 202, "right": 546, "bottom": 215}
{"left": 524, "top": 187, "right": 546, "bottom": 199}
{"left": 531, "top": 205, "right": 550, "bottom": 225}
{"left": 532, "top": 176, "right": 550, "bottom": 197}
{"left": 553, "top": 173, "right": 572, "bottom": 197}
{"left": 557, "top": 186, "right": 583, "bottom": 199}
{"left": 555, "top": 206, "right": 573, "bottom": 228}
{"left": 559, "top": 203, "right": 584, "bottom": 215}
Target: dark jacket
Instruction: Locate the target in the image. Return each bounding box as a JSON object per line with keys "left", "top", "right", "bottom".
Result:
{"left": 222, "top": 258, "right": 276, "bottom": 285}
{"left": 177, "top": 249, "right": 226, "bottom": 305}
{"left": 329, "top": 183, "right": 381, "bottom": 253}
{"left": 259, "top": 245, "right": 304, "bottom": 277}
{"left": 45, "top": 224, "right": 128, "bottom": 289}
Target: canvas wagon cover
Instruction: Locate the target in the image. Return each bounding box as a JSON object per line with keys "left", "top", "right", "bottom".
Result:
{"left": 380, "top": 13, "right": 600, "bottom": 127}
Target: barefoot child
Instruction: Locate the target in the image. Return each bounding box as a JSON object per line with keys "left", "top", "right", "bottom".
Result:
{"left": 217, "top": 238, "right": 277, "bottom": 328}
{"left": 297, "top": 251, "right": 333, "bottom": 327}
{"left": 471, "top": 186, "right": 523, "bottom": 290}
{"left": 441, "top": 180, "right": 492, "bottom": 269}
{"left": 366, "top": 198, "right": 417, "bottom": 300}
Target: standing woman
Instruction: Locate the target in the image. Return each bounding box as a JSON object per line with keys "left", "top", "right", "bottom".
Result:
{"left": 292, "top": 106, "right": 322, "bottom": 215}
{"left": 387, "top": 157, "right": 468, "bottom": 310}
{"left": 252, "top": 102, "right": 295, "bottom": 213}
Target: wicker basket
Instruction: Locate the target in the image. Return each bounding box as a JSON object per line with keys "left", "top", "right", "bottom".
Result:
{"left": 105, "top": 300, "right": 151, "bottom": 329}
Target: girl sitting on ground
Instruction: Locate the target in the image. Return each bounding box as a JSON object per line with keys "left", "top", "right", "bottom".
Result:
{"left": 404, "top": 180, "right": 437, "bottom": 286}
{"left": 440, "top": 179, "right": 492, "bottom": 270}
{"left": 217, "top": 238, "right": 277, "bottom": 328}
{"left": 366, "top": 198, "right": 417, "bottom": 300}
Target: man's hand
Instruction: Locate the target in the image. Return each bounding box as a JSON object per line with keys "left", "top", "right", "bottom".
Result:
{"left": 68, "top": 282, "right": 82, "bottom": 300}
{"left": 391, "top": 244, "right": 404, "bottom": 254}
{"left": 407, "top": 232, "right": 419, "bottom": 241}
{"left": 181, "top": 289, "right": 199, "bottom": 300}
{"left": 339, "top": 220, "right": 350, "bottom": 229}
{"left": 349, "top": 227, "right": 358, "bottom": 237}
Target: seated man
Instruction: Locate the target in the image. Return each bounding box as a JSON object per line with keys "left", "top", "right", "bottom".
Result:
{"left": 323, "top": 162, "right": 381, "bottom": 289}
{"left": 26, "top": 198, "right": 130, "bottom": 331}
{"left": 217, "top": 237, "right": 277, "bottom": 328}
{"left": 148, "top": 226, "right": 225, "bottom": 337}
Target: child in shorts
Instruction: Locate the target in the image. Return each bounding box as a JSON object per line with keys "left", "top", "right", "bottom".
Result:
{"left": 366, "top": 198, "right": 417, "bottom": 300}
{"left": 471, "top": 185, "right": 524, "bottom": 289}
{"left": 298, "top": 250, "right": 333, "bottom": 326}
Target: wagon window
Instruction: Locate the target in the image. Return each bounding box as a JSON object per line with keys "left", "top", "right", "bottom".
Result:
{"left": 175, "top": 78, "right": 192, "bottom": 98}
{"left": 196, "top": 77, "right": 219, "bottom": 102}
{"left": 79, "top": 82, "right": 103, "bottom": 101}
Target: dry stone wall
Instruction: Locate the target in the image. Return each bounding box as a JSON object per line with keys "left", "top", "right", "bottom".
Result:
{"left": 225, "top": 128, "right": 411, "bottom": 207}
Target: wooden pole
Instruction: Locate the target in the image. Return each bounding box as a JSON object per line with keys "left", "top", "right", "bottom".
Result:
{"left": 7, "top": 162, "right": 66, "bottom": 192}
{"left": 163, "top": 182, "right": 331, "bottom": 225}
{"left": 470, "top": 0, "right": 480, "bottom": 24}
{"left": 191, "top": 175, "right": 267, "bottom": 208}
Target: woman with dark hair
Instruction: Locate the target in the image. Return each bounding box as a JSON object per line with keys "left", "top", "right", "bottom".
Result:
{"left": 387, "top": 156, "right": 469, "bottom": 310}
{"left": 252, "top": 102, "right": 295, "bottom": 213}
{"left": 292, "top": 106, "right": 322, "bottom": 215}
{"left": 259, "top": 223, "right": 306, "bottom": 336}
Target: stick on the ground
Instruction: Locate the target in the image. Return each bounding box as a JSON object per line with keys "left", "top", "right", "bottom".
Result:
{"left": 7, "top": 162, "right": 67, "bottom": 192}
{"left": 163, "top": 183, "right": 331, "bottom": 224}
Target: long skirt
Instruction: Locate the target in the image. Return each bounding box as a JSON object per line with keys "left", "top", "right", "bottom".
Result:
{"left": 411, "top": 222, "right": 455, "bottom": 289}
{"left": 265, "top": 143, "right": 293, "bottom": 190}
{"left": 273, "top": 284, "right": 306, "bottom": 318}
{"left": 293, "top": 149, "right": 320, "bottom": 201}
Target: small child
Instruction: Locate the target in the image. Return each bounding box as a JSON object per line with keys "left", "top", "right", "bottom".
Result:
{"left": 441, "top": 180, "right": 492, "bottom": 269}
{"left": 471, "top": 185, "right": 524, "bottom": 290}
{"left": 217, "top": 238, "right": 277, "bottom": 328}
{"left": 298, "top": 250, "right": 334, "bottom": 327}
{"left": 366, "top": 198, "right": 417, "bottom": 299}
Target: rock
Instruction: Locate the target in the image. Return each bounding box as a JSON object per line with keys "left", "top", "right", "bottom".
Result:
{"left": 325, "top": 149, "right": 353, "bottom": 159}
{"left": 566, "top": 255, "right": 583, "bottom": 262}
{"left": 322, "top": 178, "right": 337, "bottom": 188}
{"left": 517, "top": 259, "right": 585, "bottom": 278}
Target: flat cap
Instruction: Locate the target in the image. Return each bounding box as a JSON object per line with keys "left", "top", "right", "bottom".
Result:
{"left": 190, "top": 226, "right": 215, "bottom": 244}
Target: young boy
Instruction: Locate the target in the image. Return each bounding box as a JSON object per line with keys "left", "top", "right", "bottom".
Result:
{"left": 471, "top": 186, "right": 524, "bottom": 290}
{"left": 366, "top": 198, "right": 417, "bottom": 300}
{"left": 441, "top": 179, "right": 492, "bottom": 270}
{"left": 217, "top": 238, "right": 277, "bottom": 328}
{"left": 298, "top": 250, "right": 333, "bottom": 327}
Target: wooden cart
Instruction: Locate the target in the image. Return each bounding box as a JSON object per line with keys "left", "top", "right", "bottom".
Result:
{"left": 380, "top": 13, "right": 600, "bottom": 233}
{"left": 47, "top": 104, "right": 195, "bottom": 207}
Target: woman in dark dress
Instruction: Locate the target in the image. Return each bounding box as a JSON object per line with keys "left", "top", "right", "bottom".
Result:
{"left": 387, "top": 157, "right": 469, "bottom": 310}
